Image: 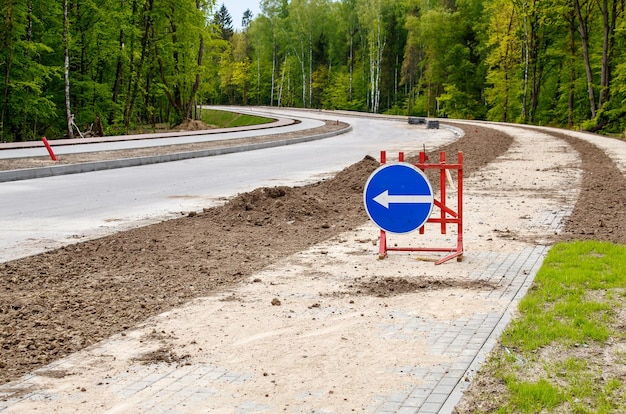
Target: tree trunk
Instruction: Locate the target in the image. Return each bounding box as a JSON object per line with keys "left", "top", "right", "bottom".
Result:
{"left": 277, "top": 54, "right": 287, "bottom": 107}
{"left": 598, "top": 0, "right": 616, "bottom": 108}
{"left": 186, "top": 22, "right": 204, "bottom": 120}
{"left": 109, "top": 0, "right": 125, "bottom": 124}
{"left": 122, "top": 0, "right": 138, "bottom": 129}
{"left": 349, "top": 31, "right": 353, "bottom": 102}
{"left": 1, "top": 0, "right": 15, "bottom": 141}
{"left": 573, "top": 0, "right": 597, "bottom": 118}
{"left": 270, "top": 36, "right": 276, "bottom": 106}
{"left": 521, "top": 7, "right": 529, "bottom": 122}
{"left": 394, "top": 55, "right": 398, "bottom": 108}
{"left": 169, "top": 19, "right": 182, "bottom": 113}
{"left": 301, "top": 49, "right": 306, "bottom": 108}
{"left": 368, "top": 46, "right": 375, "bottom": 112}
{"left": 568, "top": 10, "right": 576, "bottom": 129}
{"left": 63, "top": 0, "right": 74, "bottom": 139}
{"left": 125, "top": 0, "right": 154, "bottom": 128}
{"left": 26, "top": 0, "right": 32, "bottom": 42}
{"left": 309, "top": 32, "right": 313, "bottom": 108}
{"left": 370, "top": 14, "right": 385, "bottom": 114}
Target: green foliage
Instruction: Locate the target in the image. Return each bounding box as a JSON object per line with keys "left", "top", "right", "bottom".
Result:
{"left": 1, "top": 0, "right": 625, "bottom": 138}
{"left": 316, "top": 69, "right": 364, "bottom": 110}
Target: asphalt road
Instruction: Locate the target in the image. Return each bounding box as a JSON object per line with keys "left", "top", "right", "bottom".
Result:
{"left": 0, "top": 107, "right": 312, "bottom": 159}
{"left": 0, "top": 108, "right": 459, "bottom": 262}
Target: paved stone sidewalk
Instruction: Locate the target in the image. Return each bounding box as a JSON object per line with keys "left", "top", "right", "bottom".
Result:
{"left": 373, "top": 246, "right": 550, "bottom": 414}
{"left": 0, "top": 244, "right": 552, "bottom": 414}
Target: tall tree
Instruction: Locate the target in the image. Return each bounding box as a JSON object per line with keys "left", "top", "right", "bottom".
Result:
{"left": 573, "top": 0, "right": 597, "bottom": 118}
{"left": 357, "top": 0, "right": 387, "bottom": 113}
{"left": 214, "top": 3, "right": 233, "bottom": 40}
{"left": 598, "top": 0, "right": 620, "bottom": 108}
{"left": 63, "top": 0, "right": 74, "bottom": 138}
{"left": 242, "top": 8, "right": 253, "bottom": 28}
{"left": 340, "top": 0, "right": 361, "bottom": 105}
{"left": 484, "top": 0, "right": 522, "bottom": 122}
{"left": 123, "top": 0, "right": 154, "bottom": 128}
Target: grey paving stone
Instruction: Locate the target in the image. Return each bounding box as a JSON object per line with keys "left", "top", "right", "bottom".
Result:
{"left": 404, "top": 394, "right": 426, "bottom": 407}
{"left": 419, "top": 401, "right": 445, "bottom": 413}
{"left": 375, "top": 401, "right": 403, "bottom": 412}
{"left": 438, "top": 375, "right": 460, "bottom": 387}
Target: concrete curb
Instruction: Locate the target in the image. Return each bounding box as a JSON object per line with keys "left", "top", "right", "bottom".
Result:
{"left": 0, "top": 125, "right": 352, "bottom": 183}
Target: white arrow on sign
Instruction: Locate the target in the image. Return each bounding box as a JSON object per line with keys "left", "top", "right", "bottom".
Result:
{"left": 373, "top": 190, "right": 433, "bottom": 209}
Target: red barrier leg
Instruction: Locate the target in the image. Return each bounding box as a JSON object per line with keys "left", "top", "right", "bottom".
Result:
{"left": 379, "top": 229, "right": 387, "bottom": 259}
{"left": 42, "top": 137, "right": 57, "bottom": 161}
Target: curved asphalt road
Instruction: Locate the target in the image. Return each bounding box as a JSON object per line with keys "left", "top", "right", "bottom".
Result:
{"left": 0, "top": 108, "right": 459, "bottom": 262}
{"left": 0, "top": 108, "right": 316, "bottom": 158}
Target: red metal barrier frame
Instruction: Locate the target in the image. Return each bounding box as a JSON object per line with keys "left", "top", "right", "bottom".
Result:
{"left": 378, "top": 150, "right": 464, "bottom": 265}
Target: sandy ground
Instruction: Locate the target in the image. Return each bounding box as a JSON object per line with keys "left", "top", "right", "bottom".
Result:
{"left": 1, "top": 119, "right": 625, "bottom": 412}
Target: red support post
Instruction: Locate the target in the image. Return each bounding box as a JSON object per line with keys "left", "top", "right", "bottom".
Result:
{"left": 42, "top": 137, "right": 57, "bottom": 161}
{"left": 378, "top": 151, "right": 388, "bottom": 259}
{"left": 439, "top": 151, "right": 447, "bottom": 234}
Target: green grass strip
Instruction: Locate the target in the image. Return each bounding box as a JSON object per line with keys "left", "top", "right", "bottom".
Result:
{"left": 201, "top": 109, "right": 274, "bottom": 128}
{"left": 503, "top": 241, "right": 626, "bottom": 351}
{"left": 477, "top": 241, "right": 626, "bottom": 413}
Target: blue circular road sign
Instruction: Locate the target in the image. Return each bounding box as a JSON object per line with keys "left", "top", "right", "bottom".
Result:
{"left": 363, "top": 162, "right": 434, "bottom": 234}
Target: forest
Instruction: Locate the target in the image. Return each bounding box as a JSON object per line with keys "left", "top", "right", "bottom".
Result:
{"left": 1, "top": 0, "right": 624, "bottom": 142}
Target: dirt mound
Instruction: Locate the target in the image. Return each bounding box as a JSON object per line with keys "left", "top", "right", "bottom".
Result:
{"left": 207, "top": 154, "right": 380, "bottom": 230}
{"left": 174, "top": 119, "right": 215, "bottom": 131}
{"left": 550, "top": 131, "right": 626, "bottom": 243}
{"left": 352, "top": 276, "right": 497, "bottom": 297}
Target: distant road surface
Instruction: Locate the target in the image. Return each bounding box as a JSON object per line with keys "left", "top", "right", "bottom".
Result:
{"left": 0, "top": 108, "right": 458, "bottom": 262}
{"left": 0, "top": 107, "right": 315, "bottom": 159}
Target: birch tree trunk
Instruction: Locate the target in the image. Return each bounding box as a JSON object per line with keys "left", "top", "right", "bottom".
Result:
{"left": 277, "top": 54, "right": 288, "bottom": 107}
{"left": 375, "top": 16, "right": 385, "bottom": 113}
{"left": 63, "top": 0, "right": 74, "bottom": 139}
{"left": 349, "top": 31, "right": 354, "bottom": 102}
{"left": 271, "top": 38, "right": 276, "bottom": 106}
{"left": 300, "top": 46, "right": 306, "bottom": 107}
{"left": 360, "top": 0, "right": 385, "bottom": 113}
{"left": 309, "top": 32, "right": 313, "bottom": 107}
